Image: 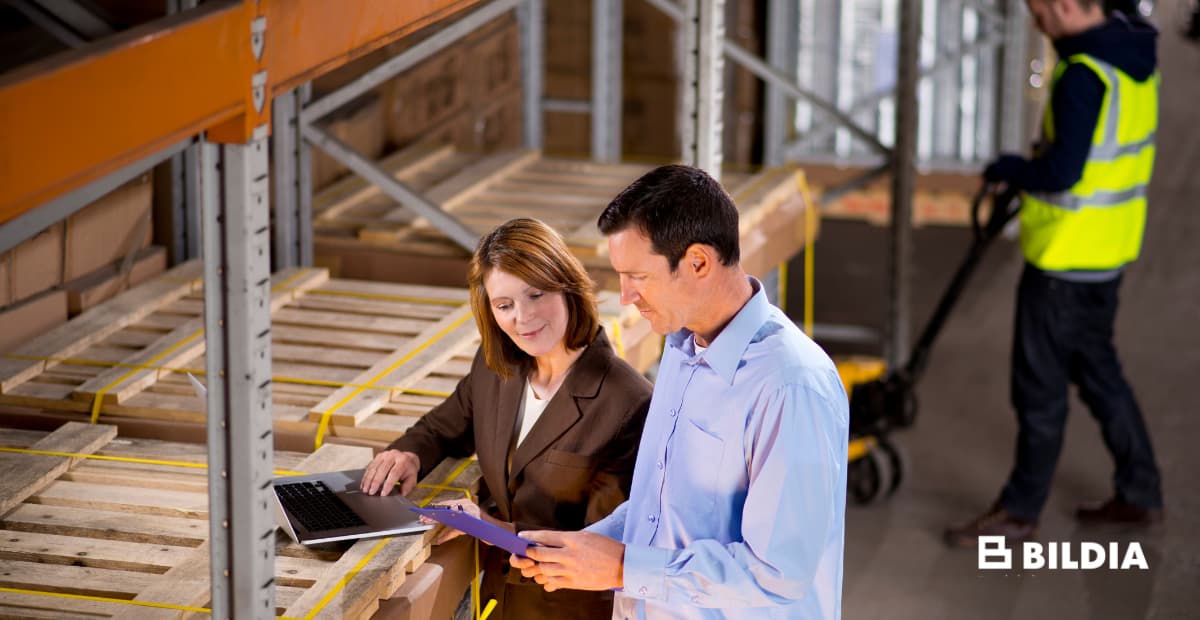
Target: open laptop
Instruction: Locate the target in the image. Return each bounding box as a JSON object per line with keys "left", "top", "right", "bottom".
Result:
{"left": 187, "top": 373, "right": 432, "bottom": 545}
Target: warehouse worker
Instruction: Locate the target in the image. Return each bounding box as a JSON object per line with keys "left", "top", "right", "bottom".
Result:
{"left": 945, "top": 0, "right": 1164, "bottom": 547}
{"left": 511, "top": 164, "right": 850, "bottom": 619}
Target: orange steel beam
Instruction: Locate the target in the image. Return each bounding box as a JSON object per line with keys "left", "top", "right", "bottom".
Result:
{"left": 0, "top": 0, "right": 477, "bottom": 227}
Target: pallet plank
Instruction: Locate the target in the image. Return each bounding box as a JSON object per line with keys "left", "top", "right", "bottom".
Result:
{"left": 308, "top": 305, "right": 477, "bottom": 427}
{"left": 0, "top": 261, "right": 203, "bottom": 393}
{"left": 0, "top": 530, "right": 191, "bottom": 573}
{"left": 70, "top": 268, "right": 330, "bottom": 407}
{"left": 0, "top": 422, "right": 117, "bottom": 516}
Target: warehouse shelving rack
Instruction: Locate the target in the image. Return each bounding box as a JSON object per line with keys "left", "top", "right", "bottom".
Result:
{"left": 0, "top": 0, "right": 1032, "bottom": 615}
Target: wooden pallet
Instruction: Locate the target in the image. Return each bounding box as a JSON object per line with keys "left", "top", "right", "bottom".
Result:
{"left": 0, "top": 263, "right": 659, "bottom": 447}
{"left": 311, "top": 146, "right": 817, "bottom": 291}
{"left": 0, "top": 422, "right": 482, "bottom": 620}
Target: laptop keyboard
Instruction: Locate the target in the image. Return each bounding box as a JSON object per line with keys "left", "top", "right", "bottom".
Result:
{"left": 275, "top": 480, "right": 367, "bottom": 533}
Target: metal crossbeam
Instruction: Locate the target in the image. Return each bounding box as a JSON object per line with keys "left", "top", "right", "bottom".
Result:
{"left": 9, "top": 0, "right": 114, "bottom": 47}
{"left": 302, "top": 0, "right": 522, "bottom": 123}
{"left": 302, "top": 123, "right": 479, "bottom": 252}
{"left": 591, "top": 0, "right": 622, "bottom": 162}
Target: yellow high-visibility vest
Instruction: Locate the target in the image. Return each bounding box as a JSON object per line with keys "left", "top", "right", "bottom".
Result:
{"left": 1020, "top": 54, "right": 1158, "bottom": 272}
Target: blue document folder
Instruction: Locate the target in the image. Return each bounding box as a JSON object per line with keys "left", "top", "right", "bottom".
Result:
{"left": 410, "top": 506, "right": 538, "bottom": 557}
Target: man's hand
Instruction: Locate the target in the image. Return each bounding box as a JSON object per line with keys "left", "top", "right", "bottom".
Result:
{"left": 983, "top": 154, "right": 1024, "bottom": 184}
{"left": 509, "top": 531, "right": 625, "bottom": 592}
{"left": 360, "top": 449, "right": 420, "bottom": 496}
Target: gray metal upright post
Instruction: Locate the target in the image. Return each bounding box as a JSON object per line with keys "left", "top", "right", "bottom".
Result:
{"left": 166, "top": 0, "right": 202, "bottom": 263}
{"left": 888, "top": 0, "right": 922, "bottom": 370}
{"left": 763, "top": 0, "right": 794, "bottom": 167}
{"left": 591, "top": 0, "right": 622, "bottom": 162}
{"left": 999, "top": 0, "right": 1029, "bottom": 152}
{"left": 683, "top": 0, "right": 725, "bottom": 180}
{"left": 519, "top": 0, "right": 545, "bottom": 150}
{"left": 272, "top": 85, "right": 314, "bottom": 269}
{"left": 200, "top": 135, "right": 276, "bottom": 620}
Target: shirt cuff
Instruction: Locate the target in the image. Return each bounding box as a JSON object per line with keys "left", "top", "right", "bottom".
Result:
{"left": 621, "top": 544, "right": 671, "bottom": 601}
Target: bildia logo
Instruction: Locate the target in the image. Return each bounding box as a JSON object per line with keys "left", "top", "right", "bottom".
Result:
{"left": 978, "top": 536, "right": 1149, "bottom": 570}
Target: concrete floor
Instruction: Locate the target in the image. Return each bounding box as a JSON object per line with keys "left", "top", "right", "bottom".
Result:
{"left": 787, "top": 8, "right": 1200, "bottom": 619}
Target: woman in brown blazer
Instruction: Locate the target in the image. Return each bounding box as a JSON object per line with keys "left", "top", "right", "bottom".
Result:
{"left": 360, "top": 218, "right": 652, "bottom": 619}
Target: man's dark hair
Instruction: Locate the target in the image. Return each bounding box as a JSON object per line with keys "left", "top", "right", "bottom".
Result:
{"left": 596, "top": 164, "right": 740, "bottom": 271}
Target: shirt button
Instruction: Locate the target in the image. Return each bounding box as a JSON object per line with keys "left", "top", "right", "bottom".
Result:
{"left": 656, "top": 460, "right": 664, "bottom": 470}
{"left": 692, "top": 596, "right": 702, "bottom": 604}
{"left": 638, "top": 586, "right": 648, "bottom": 596}
{"left": 647, "top": 514, "right": 656, "bottom": 523}
{"left": 669, "top": 408, "right": 677, "bottom": 417}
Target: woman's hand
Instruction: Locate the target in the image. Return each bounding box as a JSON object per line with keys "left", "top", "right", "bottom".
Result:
{"left": 421, "top": 499, "right": 511, "bottom": 545}
{"left": 360, "top": 449, "right": 420, "bottom": 496}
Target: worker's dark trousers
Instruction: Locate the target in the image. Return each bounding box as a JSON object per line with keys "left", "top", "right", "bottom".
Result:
{"left": 999, "top": 265, "right": 1163, "bottom": 522}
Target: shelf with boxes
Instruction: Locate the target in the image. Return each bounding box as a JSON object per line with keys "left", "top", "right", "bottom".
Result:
{"left": 0, "top": 422, "right": 481, "bottom": 619}
{"left": 0, "top": 174, "right": 166, "bottom": 353}
{"left": 0, "top": 261, "right": 659, "bottom": 449}
{"left": 311, "top": 144, "right": 817, "bottom": 297}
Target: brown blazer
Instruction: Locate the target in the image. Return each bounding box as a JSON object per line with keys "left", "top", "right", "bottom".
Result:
{"left": 388, "top": 328, "right": 651, "bottom": 619}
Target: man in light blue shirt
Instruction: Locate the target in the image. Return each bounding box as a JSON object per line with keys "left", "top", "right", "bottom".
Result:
{"left": 511, "top": 164, "right": 849, "bottom": 619}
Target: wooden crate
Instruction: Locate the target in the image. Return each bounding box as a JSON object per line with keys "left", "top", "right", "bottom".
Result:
{"left": 800, "top": 163, "right": 982, "bottom": 227}
{"left": 0, "top": 421, "right": 482, "bottom": 620}
{"left": 312, "top": 146, "right": 817, "bottom": 292}
{"left": 0, "top": 262, "right": 658, "bottom": 448}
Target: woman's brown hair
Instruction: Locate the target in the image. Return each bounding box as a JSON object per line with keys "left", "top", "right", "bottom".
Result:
{"left": 468, "top": 218, "right": 599, "bottom": 377}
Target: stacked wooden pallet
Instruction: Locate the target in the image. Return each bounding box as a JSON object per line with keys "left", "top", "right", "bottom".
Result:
{"left": 0, "top": 422, "right": 481, "bottom": 619}
{"left": 0, "top": 262, "right": 658, "bottom": 448}
{"left": 311, "top": 146, "right": 816, "bottom": 291}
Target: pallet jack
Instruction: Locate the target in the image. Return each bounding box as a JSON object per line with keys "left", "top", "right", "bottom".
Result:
{"left": 839, "top": 183, "right": 1019, "bottom": 504}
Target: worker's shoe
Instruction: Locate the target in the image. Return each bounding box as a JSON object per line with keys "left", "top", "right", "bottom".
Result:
{"left": 943, "top": 505, "right": 1037, "bottom": 549}
{"left": 1075, "top": 497, "right": 1163, "bottom": 526}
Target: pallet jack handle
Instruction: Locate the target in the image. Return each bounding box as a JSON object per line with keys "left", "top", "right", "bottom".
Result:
{"left": 901, "top": 183, "right": 1020, "bottom": 384}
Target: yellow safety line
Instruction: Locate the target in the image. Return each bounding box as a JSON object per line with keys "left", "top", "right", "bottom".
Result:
{"left": 88, "top": 331, "right": 204, "bottom": 424}
{"left": 312, "top": 312, "right": 472, "bottom": 450}
{"left": 4, "top": 354, "right": 453, "bottom": 399}
{"left": 610, "top": 318, "right": 625, "bottom": 360}
{"left": 796, "top": 171, "right": 818, "bottom": 338}
{"left": 0, "top": 447, "right": 307, "bottom": 477}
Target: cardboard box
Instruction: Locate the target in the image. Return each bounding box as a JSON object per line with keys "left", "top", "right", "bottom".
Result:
{"left": 623, "top": 0, "right": 681, "bottom": 80}
{"left": 0, "top": 290, "right": 68, "bottom": 353}
{"left": 623, "top": 76, "right": 679, "bottom": 159}
{"left": 10, "top": 223, "right": 64, "bottom": 304}
{"left": 312, "top": 92, "right": 386, "bottom": 191}
{"left": 469, "top": 87, "right": 523, "bottom": 153}
{"left": 63, "top": 246, "right": 168, "bottom": 316}
{"left": 64, "top": 175, "right": 153, "bottom": 281}
{"left": 383, "top": 46, "right": 468, "bottom": 148}
{"left": 544, "top": 110, "right": 592, "bottom": 157}
{"left": 463, "top": 14, "right": 520, "bottom": 102}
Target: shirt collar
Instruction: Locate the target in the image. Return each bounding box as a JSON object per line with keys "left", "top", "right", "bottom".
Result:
{"left": 666, "top": 277, "right": 770, "bottom": 385}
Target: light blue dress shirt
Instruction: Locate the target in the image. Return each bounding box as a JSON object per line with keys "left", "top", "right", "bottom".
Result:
{"left": 586, "top": 278, "right": 849, "bottom": 619}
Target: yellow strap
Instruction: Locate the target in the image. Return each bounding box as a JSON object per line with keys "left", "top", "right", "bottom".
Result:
{"left": 5, "top": 354, "right": 453, "bottom": 398}
{"left": 610, "top": 318, "right": 625, "bottom": 360}
{"left": 0, "top": 446, "right": 307, "bottom": 477}
{"left": 796, "top": 171, "right": 818, "bottom": 338}
{"left": 0, "top": 452, "right": 479, "bottom": 619}
{"left": 303, "top": 458, "right": 479, "bottom": 619}
{"left": 88, "top": 330, "right": 204, "bottom": 424}
{"left": 313, "top": 312, "right": 472, "bottom": 450}
{"left": 306, "top": 288, "right": 465, "bottom": 306}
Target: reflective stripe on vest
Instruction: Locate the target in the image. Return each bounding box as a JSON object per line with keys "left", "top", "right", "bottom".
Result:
{"left": 1020, "top": 54, "right": 1157, "bottom": 272}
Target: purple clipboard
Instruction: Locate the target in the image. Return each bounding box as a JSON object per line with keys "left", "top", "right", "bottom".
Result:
{"left": 410, "top": 506, "right": 538, "bottom": 557}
